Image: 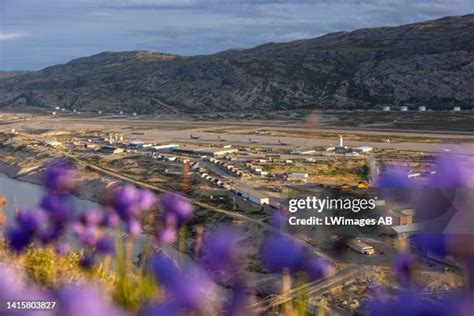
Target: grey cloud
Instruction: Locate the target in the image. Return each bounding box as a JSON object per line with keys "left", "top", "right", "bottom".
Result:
{"left": 0, "top": 0, "right": 473, "bottom": 70}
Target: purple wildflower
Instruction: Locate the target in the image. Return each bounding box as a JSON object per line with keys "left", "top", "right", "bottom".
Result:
{"left": 393, "top": 253, "right": 415, "bottom": 286}
{"left": 169, "top": 267, "right": 215, "bottom": 312}
{"left": 80, "top": 207, "right": 104, "bottom": 226}
{"left": 76, "top": 225, "right": 98, "bottom": 247}
{"left": 5, "top": 209, "right": 48, "bottom": 252}
{"left": 38, "top": 225, "right": 65, "bottom": 244}
{"left": 157, "top": 226, "right": 177, "bottom": 245}
{"left": 15, "top": 209, "right": 47, "bottom": 234}
{"left": 56, "top": 284, "right": 126, "bottom": 316}
{"left": 304, "top": 258, "right": 333, "bottom": 282}
{"left": 5, "top": 227, "right": 33, "bottom": 252}
{"left": 261, "top": 234, "right": 307, "bottom": 273}
{"left": 126, "top": 219, "right": 141, "bottom": 237}
{"left": 160, "top": 192, "right": 194, "bottom": 226}
{"left": 269, "top": 209, "right": 288, "bottom": 231}
{"left": 141, "top": 302, "right": 182, "bottom": 316}
{"left": 411, "top": 234, "right": 447, "bottom": 257}
{"left": 375, "top": 165, "right": 415, "bottom": 204}
{"left": 100, "top": 209, "right": 120, "bottom": 228}
{"left": 110, "top": 185, "right": 157, "bottom": 222}
{"left": 201, "top": 225, "right": 245, "bottom": 278}
{"left": 40, "top": 194, "right": 73, "bottom": 224}
{"left": 95, "top": 235, "right": 115, "bottom": 255}
{"left": 150, "top": 253, "right": 215, "bottom": 312}
{"left": 0, "top": 263, "right": 50, "bottom": 307}
{"left": 150, "top": 252, "right": 180, "bottom": 288}
{"left": 428, "top": 154, "right": 474, "bottom": 188}
{"left": 80, "top": 254, "right": 96, "bottom": 270}
{"left": 55, "top": 243, "right": 71, "bottom": 256}
{"left": 376, "top": 165, "right": 413, "bottom": 188}
{"left": 42, "top": 159, "right": 78, "bottom": 194}
{"left": 369, "top": 290, "right": 450, "bottom": 316}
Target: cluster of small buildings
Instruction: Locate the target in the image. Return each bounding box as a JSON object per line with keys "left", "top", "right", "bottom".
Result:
{"left": 173, "top": 145, "right": 238, "bottom": 157}
{"left": 209, "top": 158, "right": 250, "bottom": 178}
{"left": 244, "top": 160, "right": 269, "bottom": 177}
{"left": 381, "top": 105, "right": 468, "bottom": 112}
{"left": 200, "top": 172, "right": 232, "bottom": 190}
{"left": 384, "top": 209, "right": 425, "bottom": 238}
{"left": 233, "top": 186, "right": 270, "bottom": 205}
{"left": 325, "top": 136, "right": 373, "bottom": 156}
{"left": 286, "top": 173, "right": 309, "bottom": 182}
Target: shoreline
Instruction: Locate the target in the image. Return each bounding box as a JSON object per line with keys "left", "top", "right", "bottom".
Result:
{"left": 0, "top": 158, "right": 109, "bottom": 205}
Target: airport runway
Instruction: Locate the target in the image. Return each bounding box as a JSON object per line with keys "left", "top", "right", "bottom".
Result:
{"left": 2, "top": 116, "right": 474, "bottom": 155}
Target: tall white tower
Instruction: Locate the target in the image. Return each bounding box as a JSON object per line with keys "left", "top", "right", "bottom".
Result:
{"left": 339, "top": 135, "right": 344, "bottom": 148}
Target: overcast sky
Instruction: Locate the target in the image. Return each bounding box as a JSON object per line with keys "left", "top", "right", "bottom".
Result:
{"left": 0, "top": 0, "right": 473, "bottom": 70}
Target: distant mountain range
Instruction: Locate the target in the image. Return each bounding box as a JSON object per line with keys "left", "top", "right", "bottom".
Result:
{"left": 0, "top": 70, "right": 28, "bottom": 79}
{"left": 1, "top": 14, "right": 474, "bottom": 113}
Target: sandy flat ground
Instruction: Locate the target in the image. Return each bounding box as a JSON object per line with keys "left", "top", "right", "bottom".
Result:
{"left": 2, "top": 114, "right": 474, "bottom": 155}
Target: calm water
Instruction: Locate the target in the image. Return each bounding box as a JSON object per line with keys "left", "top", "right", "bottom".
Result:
{"left": 0, "top": 173, "right": 168, "bottom": 262}
{"left": 0, "top": 172, "right": 97, "bottom": 220}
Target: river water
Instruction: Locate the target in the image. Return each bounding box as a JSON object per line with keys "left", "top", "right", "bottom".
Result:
{"left": 0, "top": 173, "right": 191, "bottom": 265}
{"left": 0, "top": 172, "right": 97, "bottom": 220}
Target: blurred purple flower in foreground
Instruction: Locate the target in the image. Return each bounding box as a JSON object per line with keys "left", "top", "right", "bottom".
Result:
{"left": 201, "top": 225, "right": 245, "bottom": 279}
{"left": 40, "top": 194, "right": 74, "bottom": 225}
{"left": 411, "top": 234, "right": 447, "bottom": 257}
{"left": 304, "top": 258, "right": 333, "bottom": 282}
{"left": 80, "top": 254, "right": 96, "bottom": 269}
{"left": 150, "top": 252, "right": 180, "bottom": 288}
{"left": 269, "top": 208, "right": 288, "bottom": 232}
{"left": 150, "top": 252, "right": 215, "bottom": 313}
{"left": 95, "top": 234, "right": 115, "bottom": 255}
{"left": 375, "top": 165, "right": 413, "bottom": 188}
{"left": 369, "top": 290, "right": 450, "bottom": 316}
{"left": 80, "top": 207, "right": 103, "bottom": 226}
{"left": 160, "top": 192, "right": 194, "bottom": 226}
{"left": 6, "top": 209, "right": 47, "bottom": 252}
{"left": 55, "top": 243, "right": 71, "bottom": 256}
{"left": 428, "top": 154, "right": 474, "bottom": 188}
{"left": 157, "top": 226, "right": 177, "bottom": 245}
{"left": 262, "top": 234, "right": 308, "bottom": 273}
{"left": 392, "top": 253, "right": 415, "bottom": 287}
{"left": 42, "top": 159, "right": 78, "bottom": 195}
{"left": 56, "top": 284, "right": 126, "bottom": 316}
{"left": 110, "top": 185, "right": 157, "bottom": 222}
{"left": 141, "top": 302, "right": 181, "bottom": 316}
{"left": 262, "top": 233, "right": 332, "bottom": 283}
{"left": 0, "top": 263, "right": 50, "bottom": 315}
{"left": 375, "top": 165, "right": 415, "bottom": 205}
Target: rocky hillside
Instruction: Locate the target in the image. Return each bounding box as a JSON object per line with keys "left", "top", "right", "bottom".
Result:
{"left": 1, "top": 14, "right": 474, "bottom": 113}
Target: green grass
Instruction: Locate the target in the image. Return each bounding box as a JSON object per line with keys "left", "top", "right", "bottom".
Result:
{"left": 0, "top": 238, "right": 157, "bottom": 312}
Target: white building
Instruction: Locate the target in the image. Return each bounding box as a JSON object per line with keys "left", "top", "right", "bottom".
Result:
{"left": 352, "top": 146, "right": 373, "bottom": 153}
{"left": 234, "top": 187, "right": 269, "bottom": 205}
{"left": 418, "top": 106, "right": 427, "bottom": 112}
{"left": 287, "top": 173, "right": 309, "bottom": 182}
{"left": 453, "top": 106, "right": 461, "bottom": 112}
{"left": 152, "top": 144, "right": 180, "bottom": 152}
{"left": 400, "top": 106, "right": 408, "bottom": 112}
{"left": 385, "top": 223, "right": 425, "bottom": 238}
{"left": 382, "top": 106, "right": 391, "bottom": 111}
{"left": 173, "top": 146, "right": 238, "bottom": 157}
